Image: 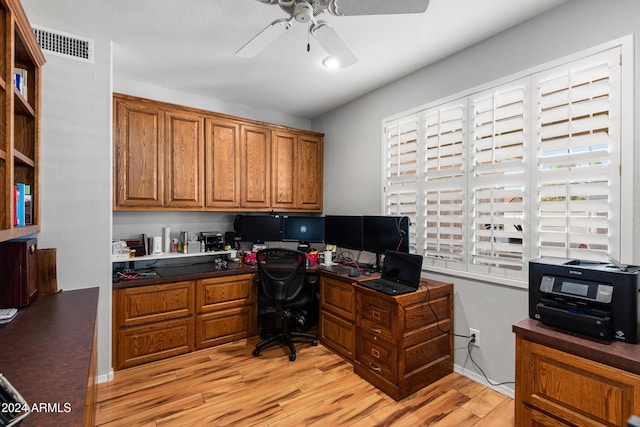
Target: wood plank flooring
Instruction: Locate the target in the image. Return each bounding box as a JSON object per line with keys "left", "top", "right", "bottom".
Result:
{"left": 97, "top": 337, "right": 514, "bottom": 426}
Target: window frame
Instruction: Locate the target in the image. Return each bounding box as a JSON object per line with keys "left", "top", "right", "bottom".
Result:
{"left": 382, "top": 35, "right": 634, "bottom": 289}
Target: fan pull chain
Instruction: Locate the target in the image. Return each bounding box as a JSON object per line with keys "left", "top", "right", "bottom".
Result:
{"left": 307, "top": 22, "right": 311, "bottom": 52}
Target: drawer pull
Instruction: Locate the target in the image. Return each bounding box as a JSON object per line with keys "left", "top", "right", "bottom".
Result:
{"left": 371, "top": 348, "right": 380, "bottom": 359}
{"left": 368, "top": 363, "right": 381, "bottom": 372}
{"left": 370, "top": 327, "right": 381, "bottom": 334}
{"left": 372, "top": 310, "right": 380, "bottom": 320}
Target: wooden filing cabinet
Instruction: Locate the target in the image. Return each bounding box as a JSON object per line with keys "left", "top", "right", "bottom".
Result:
{"left": 113, "top": 281, "right": 195, "bottom": 370}
{"left": 514, "top": 318, "right": 640, "bottom": 427}
{"left": 196, "top": 273, "right": 257, "bottom": 349}
{"left": 319, "top": 275, "right": 357, "bottom": 360}
{"left": 354, "top": 279, "right": 453, "bottom": 401}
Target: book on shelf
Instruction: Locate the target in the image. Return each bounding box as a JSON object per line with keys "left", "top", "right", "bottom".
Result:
{"left": 13, "top": 183, "right": 30, "bottom": 227}
{"left": 13, "top": 67, "right": 28, "bottom": 99}
{"left": 24, "top": 185, "right": 32, "bottom": 226}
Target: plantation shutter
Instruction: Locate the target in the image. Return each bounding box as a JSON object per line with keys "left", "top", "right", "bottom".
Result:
{"left": 422, "top": 100, "right": 466, "bottom": 269}
{"left": 534, "top": 48, "right": 621, "bottom": 262}
{"left": 384, "top": 115, "right": 419, "bottom": 252}
{"left": 469, "top": 80, "right": 529, "bottom": 277}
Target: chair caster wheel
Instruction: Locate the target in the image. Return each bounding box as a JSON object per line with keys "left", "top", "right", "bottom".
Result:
{"left": 253, "top": 349, "right": 260, "bottom": 357}
{"left": 312, "top": 339, "right": 318, "bottom": 346}
{"left": 289, "top": 353, "right": 296, "bottom": 361}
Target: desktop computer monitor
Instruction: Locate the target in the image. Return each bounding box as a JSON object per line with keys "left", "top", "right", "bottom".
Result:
{"left": 233, "top": 214, "right": 282, "bottom": 243}
{"left": 281, "top": 216, "right": 325, "bottom": 250}
{"left": 362, "top": 215, "right": 409, "bottom": 254}
{"left": 324, "top": 215, "right": 363, "bottom": 251}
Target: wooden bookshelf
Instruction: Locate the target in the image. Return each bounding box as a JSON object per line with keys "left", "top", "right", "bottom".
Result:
{"left": 0, "top": 0, "right": 45, "bottom": 242}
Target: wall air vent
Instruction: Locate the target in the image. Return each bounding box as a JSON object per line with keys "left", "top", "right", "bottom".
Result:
{"left": 32, "top": 25, "right": 94, "bottom": 64}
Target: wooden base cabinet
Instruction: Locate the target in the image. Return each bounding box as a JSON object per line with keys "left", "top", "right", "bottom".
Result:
{"left": 196, "top": 274, "right": 257, "bottom": 349}
{"left": 353, "top": 280, "right": 453, "bottom": 401}
{"left": 113, "top": 281, "right": 195, "bottom": 370}
{"left": 113, "top": 274, "right": 258, "bottom": 370}
{"left": 514, "top": 319, "right": 640, "bottom": 427}
{"left": 319, "top": 275, "right": 357, "bottom": 360}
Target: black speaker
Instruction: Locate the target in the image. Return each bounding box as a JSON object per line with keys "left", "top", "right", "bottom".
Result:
{"left": 224, "top": 231, "right": 237, "bottom": 248}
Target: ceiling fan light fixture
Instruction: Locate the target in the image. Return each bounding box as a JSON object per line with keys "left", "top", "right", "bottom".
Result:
{"left": 322, "top": 56, "right": 340, "bottom": 69}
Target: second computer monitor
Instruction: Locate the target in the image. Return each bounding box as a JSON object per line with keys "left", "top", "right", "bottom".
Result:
{"left": 324, "top": 215, "right": 363, "bottom": 251}
{"left": 281, "top": 216, "right": 325, "bottom": 244}
{"left": 362, "top": 216, "right": 409, "bottom": 254}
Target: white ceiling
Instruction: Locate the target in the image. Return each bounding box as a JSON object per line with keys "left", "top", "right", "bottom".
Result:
{"left": 23, "top": 0, "right": 568, "bottom": 119}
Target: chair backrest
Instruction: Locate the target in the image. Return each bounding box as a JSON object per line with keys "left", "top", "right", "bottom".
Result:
{"left": 256, "top": 248, "right": 307, "bottom": 303}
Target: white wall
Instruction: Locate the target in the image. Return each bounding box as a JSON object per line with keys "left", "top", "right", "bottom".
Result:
{"left": 314, "top": 0, "right": 640, "bottom": 393}
{"left": 31, "top": 38, "right": 114, "bottom": 378}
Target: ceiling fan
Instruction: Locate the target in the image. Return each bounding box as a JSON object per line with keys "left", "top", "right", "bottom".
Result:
{"left": 235, "top": 0, "right": 430, "bottom": 68}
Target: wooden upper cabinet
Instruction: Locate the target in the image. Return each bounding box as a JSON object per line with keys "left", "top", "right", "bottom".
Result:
{"left": 271, "top": 130, "right": 323, "bottom": 211}
{"left": 271, "top": 130, "right": 297, "bottom": 210}
{"left": 205, "top": 118, "right": 240, "bottom": 209}
{"left": 239, "top": 125, "right": 270, "bottom": 209}
{"left": 113, "top": 94, "right": 323, "bottom": 212}
{"left": 164, "top": 110, "right": 204, "bottom": 208}
{"left": 114, "top": 98, "right": 164, "bottom": 208}
{"left": 298, "top": 132, "right": 323, "bottom": 211}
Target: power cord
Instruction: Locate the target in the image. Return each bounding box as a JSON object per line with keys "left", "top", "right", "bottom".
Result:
{"left": 422, "top": 280, "right": 514, "bottom": 387}
{"left": 466, "top": 339, "right": 515, "bottom": 387}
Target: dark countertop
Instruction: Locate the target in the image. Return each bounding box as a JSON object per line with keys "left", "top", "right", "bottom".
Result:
{"left": 513, "top": 317, "right": 640, "bottom": 375}
{"left": 112, "top": 261, "right": 259, "bottom": 289}
{"left": 0, "top": 288, "right": 99, "bottom": 427}
{"left": 112, "top": 261, "right": 371, "bottom": 289}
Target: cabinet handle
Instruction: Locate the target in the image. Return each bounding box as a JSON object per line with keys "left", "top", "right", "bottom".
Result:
{"left": 370, "top": 327, "right": 381, "bottom": 334}
{"left": 368, "top": 363, "right": 381, "bottom": 372}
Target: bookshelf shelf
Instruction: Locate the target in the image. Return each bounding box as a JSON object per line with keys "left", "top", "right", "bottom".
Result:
{"left": 13, "top": 87, "right": 35, "bottom": 117}
{"left": 0, "top": 0, "right": 45, "bottom": 241}
{"left": 13, "top": 149, "right": 34, "bottom": 167}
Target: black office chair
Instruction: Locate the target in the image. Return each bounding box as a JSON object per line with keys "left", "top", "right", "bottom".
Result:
{"left": 252, "top": 248, "right": 318, "bottom": 361}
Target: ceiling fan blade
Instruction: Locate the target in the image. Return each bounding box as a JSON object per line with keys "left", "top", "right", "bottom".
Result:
{"left": 235, "top": 18, "right": 291, "bottom": 58}
{"left": 310, "top": 21, "right": 357, "bottom": 68}
{"left": 329, "top": 0, "right": 429, "bottom": 16}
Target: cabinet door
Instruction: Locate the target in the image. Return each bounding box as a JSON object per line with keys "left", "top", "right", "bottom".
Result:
{"left": 516, "top": 338, "right": 640, "bottom": 426}
{"left": 298, "top": 132, "right": 323, "bottom": 211}
{"left": 114, "top": 98, "right": 164, "bottom": 208}
{"left": 239, "top": 125, "right": 270, "bottom": 208}
{"left": 205, "top": 117, "right": 240, "bottom": 208}
{"left": 164, "top": 110, "right": 204, "bottom": 208}
{"left": 271, "top": 130, "right": 298, "bottom": 210}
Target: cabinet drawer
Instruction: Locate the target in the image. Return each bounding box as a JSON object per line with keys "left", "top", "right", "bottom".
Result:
{"left": 517, "top": 339, "right": 640, "bottom": 426}
{"left": 356, "top": 328, "right": 396, "bottom": 383}
{"left": 116, "top": 281, "right": 195, "bottom": 327}
{"left": 197, "top": 274, "right": 256, "bottom": 313}
{"left": 320, "top": 310, "right": 355, "bottom": 360}
{"left": 196, "top": 306, "right": 257, "bottom": 349}
{"left": 357, "top": 291, "right": 396, "bottom": 341}
{"left": 116, "top": 317, "right": 194, "bottom": 369}
{"left": 320, "top": 277, "right": 356, "bottom": 321}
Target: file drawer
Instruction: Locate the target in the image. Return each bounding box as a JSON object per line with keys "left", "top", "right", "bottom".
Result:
{"left": 357, "top": 291, "right": 396, "bottom": 341}
{"left": 356, "top": 328, "right": 397, "bottom": 383}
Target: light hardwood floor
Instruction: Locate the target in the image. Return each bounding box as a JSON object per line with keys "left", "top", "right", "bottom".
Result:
{"left": 97, "top": 337, "right": 514, "bottom": 426}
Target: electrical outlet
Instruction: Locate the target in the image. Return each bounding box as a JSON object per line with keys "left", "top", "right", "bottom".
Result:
{"left": 469, "top": 328, "right": 480, "bottom": 347}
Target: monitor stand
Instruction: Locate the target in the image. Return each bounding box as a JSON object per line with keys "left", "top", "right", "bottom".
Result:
{"left": 297, "top": 242, "right": 311, "bottom": 253}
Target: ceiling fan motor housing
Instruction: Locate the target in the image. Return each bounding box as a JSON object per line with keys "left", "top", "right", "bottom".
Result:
{"left": 293, "top": 1, "right": 314, "bottom": 22}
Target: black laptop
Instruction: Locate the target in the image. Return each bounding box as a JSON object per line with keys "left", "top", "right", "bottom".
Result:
{"left": 358, "top": 250, "right": 423, "bottom": 295}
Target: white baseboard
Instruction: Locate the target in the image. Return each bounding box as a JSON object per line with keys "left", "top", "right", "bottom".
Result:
{"left": 97, "top": 368, "right": 114, "bottom": 384}
{"left": 454, "top": 364, "right": 514, "bottom": 399}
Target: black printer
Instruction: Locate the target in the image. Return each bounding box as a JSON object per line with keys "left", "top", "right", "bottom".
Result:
{"left": 529, "top": 257, "right": 640, "bottom": 343}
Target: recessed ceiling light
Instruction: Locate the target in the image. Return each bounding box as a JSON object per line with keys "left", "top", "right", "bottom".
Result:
{"left": 322, "top": 57, "right": 340, "bottom": 69}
